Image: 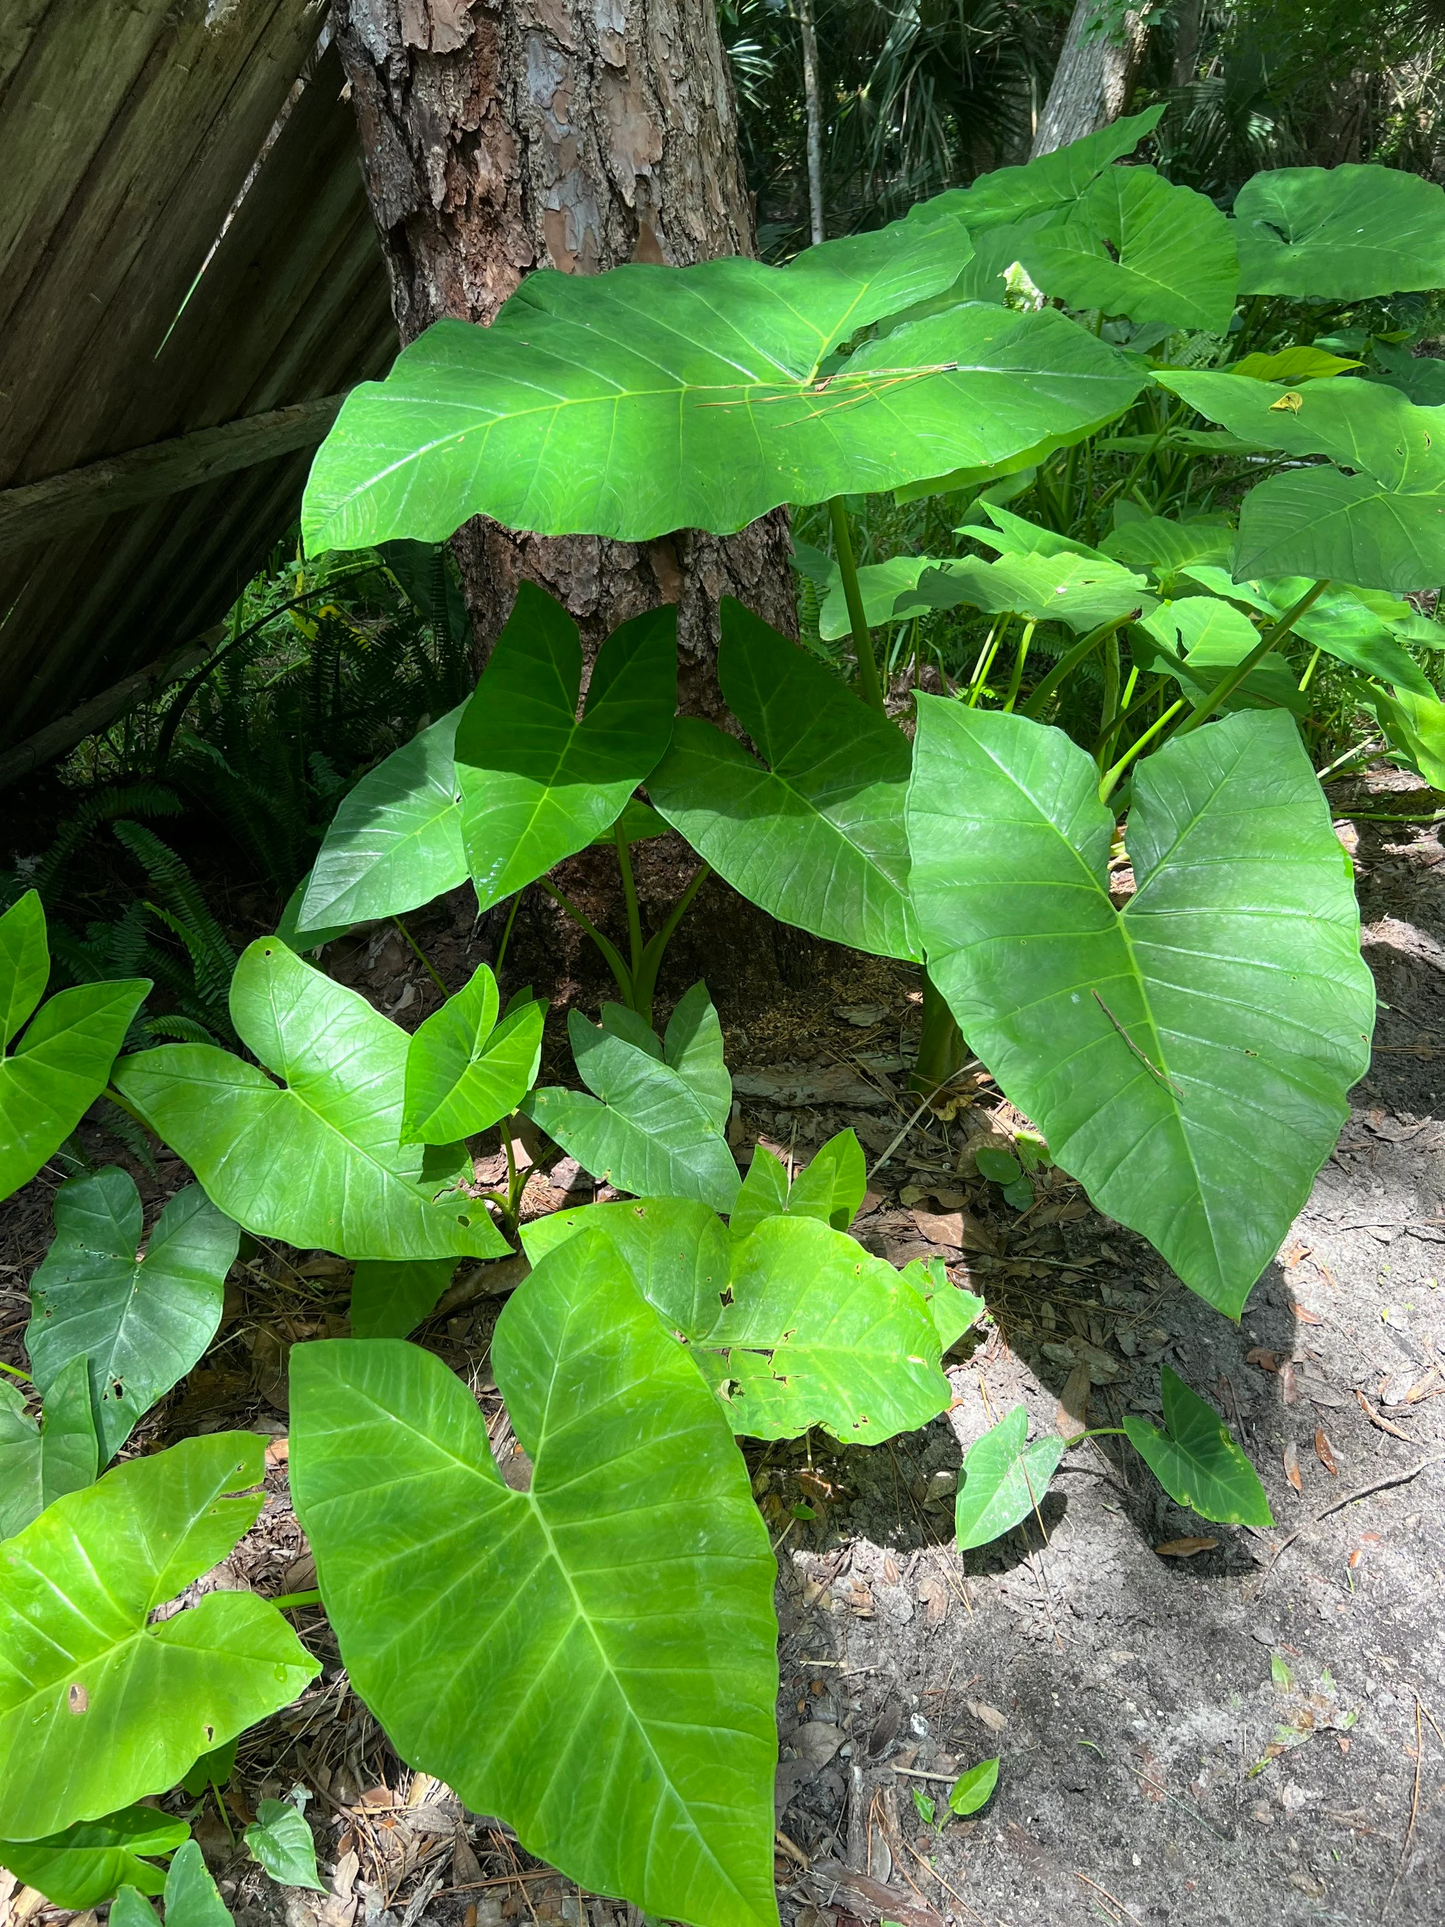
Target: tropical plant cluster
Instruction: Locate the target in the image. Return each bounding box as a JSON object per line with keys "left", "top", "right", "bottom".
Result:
{"left": 6, "top": 113, "right": 1445, "bottom": 1927}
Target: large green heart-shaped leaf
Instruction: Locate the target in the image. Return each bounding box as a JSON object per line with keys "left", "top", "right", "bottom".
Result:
{"left": 298, "top": 706, "right": 468, "bottom": 934}
{"left": 0, "top": 1432, "right": 319, "bottom": 1839}
{"left": 1135, "top": 598, "right": 1306, "bottom": 714}
{"left": 1233, "top": 164, "right": 1445, "bottom": 298}
{"left": 1365, "top": 683, "right": 1445, "bottom": 789}
{"left": 909, "top": 107, "right": 1163, "bottom": 233}
{"left": 1157, "top": 369, "right": 1445, "bottom": 592}
{"left": 729, "top": 1129, "right": 865, "bottom": 1242}
{"left": 525, "top": 998, "right": 739, "bottom": 1213}
{"left": 1123, "top": 1366, "right": 1272, "bottom": 1526}
{"left": 0, "top": 1806, "right": 189, "bottom": 1907}
{"left": 824, "top": 547, "right": 1154, "bottom": 642}
{"left": 1017, "top": 166, "right": 1238, "bottom": 332}
{"left": 0, "top": 892, "right": 149, "bottom": 1205}
{"left": 521, "top": 1199, "right": 959, "bottom": 1444}
{"left": 113, "top": 941, "right": 507, "bottom": 1263}
{"left": 907, "top": 703, "right": 1374, "bottom": 1316}
{"left": 402, "top": 966, "right": 543, "bottom": 1144}
{"left": 456, "top": 588, "right": 677, "bottom": 910}
{"left": 955, "top": 1405, "right": 1064, "bottom": 1550}
{"left": 27, "top": 1167, "right": 239, "bottom": 1460}
{"left": 0, "top": 1355, "right": 98, "bottom": 1540}
{"left": 1177, "top": 563, "right": 1435, "bottom": 697}
{"left": 349, "top": 1258, "right": 457, "bottom": 1340}
{"left": 302, "top": 229, "right": 1146, "bottom": 549}
{"left": 1100, "top": 515, "right": 1235, "bottom": 577}
{"left": 290, "top": 1232, "right": 780, "bottom": 1927}
{"left": 650, "top": 602, "right": 920, "bottom": 961}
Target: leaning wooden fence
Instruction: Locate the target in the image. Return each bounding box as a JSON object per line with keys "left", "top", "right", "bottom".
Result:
{"left": 0, "top": 0, "right": 396, "bottom": 769}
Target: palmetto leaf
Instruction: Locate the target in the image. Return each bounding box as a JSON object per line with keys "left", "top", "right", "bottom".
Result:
{"left": 0, "top": 892, "right": 149, "bottom": 1204}
{"left": 27, "top": 1167, "right": 239, "bottom": 1460}
{"left": 0, "top": 1434, "right": 319, "bottom": 1839}
{"left": 302, "top": 227, "right": 1146, "bottom": 550}
{"left": 455, "top": 588, "right": 677, "bottom": 911}
{"left": 113, "top": 941, "right": 507, "bottom": 1263}
{"left": 906, "top": 704, "right": 1373, "bottom": 1316}
{"left": 650, "top": 603, "right": 920, "bottom": 961}
{"left": 1233, "top": 164, "right": 1445, "bottom": 299}
{"left": 289, "top": 1232, "right": 780, "bottom": 1927}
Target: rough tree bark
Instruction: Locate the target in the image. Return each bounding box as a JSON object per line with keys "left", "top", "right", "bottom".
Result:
{"left": 331, "top": 0, "right": 797, "bottom": 719}
{"left": 1031, "top": 0, "right": 1150, "bottom": 158}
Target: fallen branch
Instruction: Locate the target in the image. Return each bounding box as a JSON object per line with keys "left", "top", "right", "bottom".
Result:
{"left": 1316, "top": 1452, "right": 1445, "bottom": 1520}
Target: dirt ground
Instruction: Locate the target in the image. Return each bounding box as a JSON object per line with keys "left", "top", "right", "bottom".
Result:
{"left": 2, "top": 771, "right": 1443, "bottom": 1927}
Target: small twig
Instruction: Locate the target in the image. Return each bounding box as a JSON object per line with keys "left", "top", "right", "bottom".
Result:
{"left": 865, "top": 1059, "right": 980, "bottom": 1179}
{"left": 1092, "top": 991, "right": 1183, "bottom": 1099}
{"left": 891, "top": 1766, "right": 958, "bottom": 1784}
{"left": 1383, "top": 1695, "right": 1425, "bottom": 1917}
{"left": 1316, "top": 1452, "right": 1445, "bottom": 1519}
{"left": 1074, "top": 1870, "right": 1145, "bottom": 1927}
{"left": 774, "top": 1829, "right": 809, "bottom": 1869}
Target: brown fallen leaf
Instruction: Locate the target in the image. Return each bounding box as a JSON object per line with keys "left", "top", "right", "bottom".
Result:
{"left": 1280, "top": 1360, "right": 1298, "bottom": 1405}
{"left": 916, "top": 1575, "right": 949, "bottom": 1628}
{"left": 1283, "top": 1440, "right": 1303, "bottom": 1493}
{"left": 910, "top": 1207, "right": 996, "bottom": 1255}
{"left": 1056, "top": 1363, "right": 1092, "bottom": 1438}
{"left": 1354, "top": 1388, "right": 1414, "bottom": 1441}
{"left": 1314, "top": 1427, "right": 1338, "bottom": 1477}
{"left": 264, "top": 1436, "right": 290, "bottom": 1468}
{"left": 1246, "top": 1347, "right": 1280, "bottom": 1371}
{"left": 967, "top": 1699, "right": 1007, "bottom": 1734}
{"left": 1155, "top": 1537, "right": 1218, "bottom": 1558}
{"left": 882, "top": 1553, "right": 900, "bottom": 1586}
{"left": 1348, "top": 1532, "right": 1383, "bottom": 1570}
{"left": 1289, "top": 1302, "right": 1324, "bottom": 1326}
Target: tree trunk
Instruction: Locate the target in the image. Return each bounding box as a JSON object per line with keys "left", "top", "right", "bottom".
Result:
{"left": 1030, "top": 0, "right": 1149, "bottom": 159}
{"left": 796, "top": 0, "right": 825, "bottom": 245}
{"left": 1170, "top": 0, "right": 1202, "bottom": 90}
{"left": 331, "top": 0, "right": 797, "bottom": 721}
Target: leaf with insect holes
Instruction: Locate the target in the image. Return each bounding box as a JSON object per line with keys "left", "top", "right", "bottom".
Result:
{"left": 402, "top": 965, "right": 543, "bottom": 1144}
{"left": 113, "top": 940, "right": 508, "bottom": 1263}
{"left": 525, "top": 994, "right": 738, "bottom": 1213}
{"left": 0, "top": 1356, "right": 98, "bottom": 1540}
{"left": 907, "top": 703, "right": 1374, "bottom": 1317}
{"left": 454, "top": 588, "right": 678, "bottom": 912}
{"left": 26, "top": 1167, "right": 239, "bottom": 1461}
{"left": 110, "top": 1840, "right": 233, "bottom": 1927}
{"left": 349, "top": 1258, "right": 457, "bottom": 1341}
{"left": 729, "top": 1129, "right": 866, "bottom": 1242}
{"left": 1123, "top": 1367, "right": 1273, "bottom": 1526}
{"left": 1233, "top": 164, "right": 1445, "bottom": 299}
{"left": 947, "top": 1758, "right": 999, "bottom": 1816}
{"left": 298, "top": 706, "right": 469, "bottom": 934}
{"left": 302, "top": 221, "right": 1145, "bottom": 551}
{"left": 0, "top": 1433, "right": 319, "bottom": 1839}
{"left": 650, "top": 603, "right": 921, "bottom": 961}
{"left": 289, "top": 1234, "right": 781, "bottom": 1927}
{"left": 955, "top": 1405, "right": 1064, "bottom": 1549}
{"left": 0, "top": 1806, "right": 189, "bottom": 1908}
{"left": 521, "top": 1202, "right": 955, "bottom": 1445}
{"left": 0, "top": 892, "right": 149, "bottom": 1205}
{"left": 245, "top": 1800, "right": 325, "bottom": 1891}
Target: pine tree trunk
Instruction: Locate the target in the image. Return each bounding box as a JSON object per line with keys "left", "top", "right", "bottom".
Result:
{"left": 1030, "top": 0, "right": 1149, "bottom": 159}
{"left": 331, "top": 0, "right": 797, "bottom": 720}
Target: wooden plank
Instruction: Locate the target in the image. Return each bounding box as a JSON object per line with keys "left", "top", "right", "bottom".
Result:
{"left": 0, "top": 642, "right": 214, "bottom": 791}
{"left": 0, "top": 394, "right": 347, "bottom": 558}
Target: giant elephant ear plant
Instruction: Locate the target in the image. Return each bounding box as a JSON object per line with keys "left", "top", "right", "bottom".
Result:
{"left": 6, "top": 122, "right": 1445, "bottom": 1927}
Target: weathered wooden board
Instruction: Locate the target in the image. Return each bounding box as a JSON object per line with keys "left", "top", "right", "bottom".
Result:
{"left": 0, "top": 2, "right": 396, "bottom": 751}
